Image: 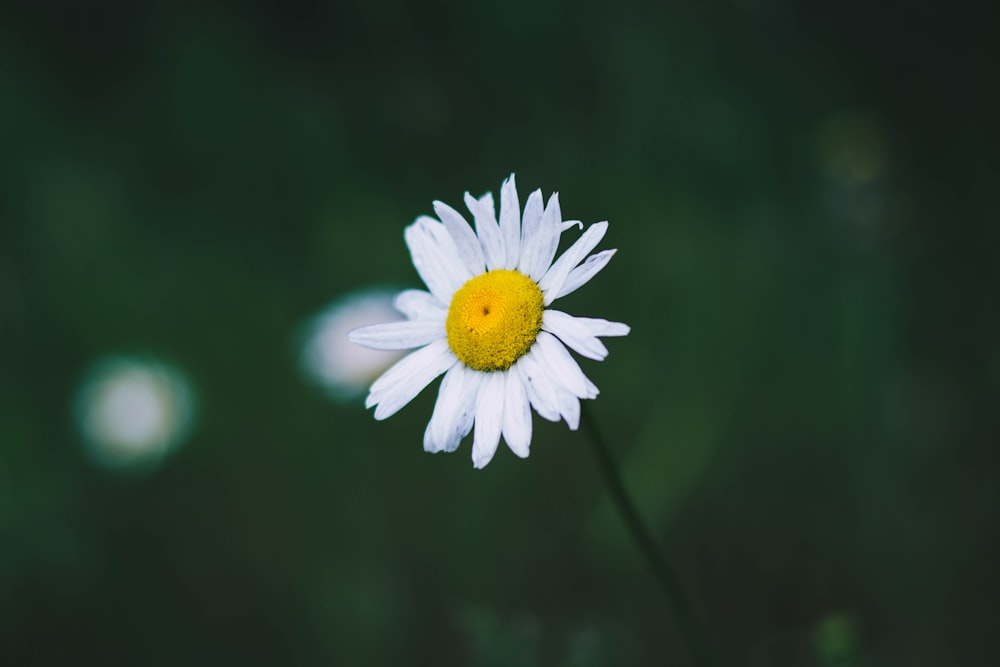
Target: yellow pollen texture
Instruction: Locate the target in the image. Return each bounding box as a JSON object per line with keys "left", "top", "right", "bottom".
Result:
{"left": 446, "top": 270, "right": 544, "bottom": 372}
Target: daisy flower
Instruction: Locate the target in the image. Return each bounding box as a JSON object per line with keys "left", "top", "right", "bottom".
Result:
{"left": 298, "top": 289, "right": 408, "bottom": 401}
{"left": 74, "top": 356, "right": 196, "bottom": 472}
{"left": 349, "top": 174, "right": 629, "bottom": 468}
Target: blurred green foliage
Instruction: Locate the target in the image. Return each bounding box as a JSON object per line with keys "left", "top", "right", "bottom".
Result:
{"left": 1, "top": 0, "right": 997, "bottom": 665}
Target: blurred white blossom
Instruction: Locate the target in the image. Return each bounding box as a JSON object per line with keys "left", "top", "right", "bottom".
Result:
{"left": 299, "top": 289, "right": 407, "bottom": 401}
{"left": 74, "top": 356, "right": 196, "bottom": 472}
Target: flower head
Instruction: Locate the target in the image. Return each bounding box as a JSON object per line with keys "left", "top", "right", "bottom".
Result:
{"left": 349, "top": 175, "right": 629, "bottom": 468}
{"left": 74, "top": 356, "right": 196, "bottom": 472}
{"left": 299, "top": 289, "right": 408, "bottom": 401}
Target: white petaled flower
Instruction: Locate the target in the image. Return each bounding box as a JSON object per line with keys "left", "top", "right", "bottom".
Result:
{"left": 74, "top": 356, "right": 196, "bottom": 472}
{"left": 299, "top": 289, "right": 408, "bottom": 401}
{"left": 349, "top": 174, "right": 629, "bottom": 468}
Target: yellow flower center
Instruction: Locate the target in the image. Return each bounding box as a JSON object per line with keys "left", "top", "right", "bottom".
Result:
{"left": 446, "top": 270, "right": 544, "bottom": 372}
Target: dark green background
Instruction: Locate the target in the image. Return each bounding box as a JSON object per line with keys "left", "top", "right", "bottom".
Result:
{"left": 2, "top": 0, "right": 997, "bottom": 664}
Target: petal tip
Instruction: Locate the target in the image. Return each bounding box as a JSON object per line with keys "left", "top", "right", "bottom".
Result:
{"left": 508, "top": 444, "right": 530, "bottom": 459}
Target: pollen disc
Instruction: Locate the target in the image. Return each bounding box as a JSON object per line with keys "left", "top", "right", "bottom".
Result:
{"left": 446, "top": 270, "right": 544, "bottom": 372}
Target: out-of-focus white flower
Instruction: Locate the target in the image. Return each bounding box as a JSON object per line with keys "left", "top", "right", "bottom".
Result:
{"left": 74, "top": 356, "right": 196, "bottom": 472}
{"left": 350, "top": 174, "right": 629, "bottom": 468}
{"left": 299, "top": 290, "right": 407, "bottom": 401}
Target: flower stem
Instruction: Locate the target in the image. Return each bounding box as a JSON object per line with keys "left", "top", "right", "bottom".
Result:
{"left": 580, "top": 404, "right": 718, "bottom": 667}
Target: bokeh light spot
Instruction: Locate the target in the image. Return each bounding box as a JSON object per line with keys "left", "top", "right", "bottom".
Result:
{"left": 74, "top": 356, "right": 196, "bottom": 473}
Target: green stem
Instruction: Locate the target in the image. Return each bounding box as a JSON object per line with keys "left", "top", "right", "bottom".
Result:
{"left": 581, "top": 404, "right": 718, "bottom": 667}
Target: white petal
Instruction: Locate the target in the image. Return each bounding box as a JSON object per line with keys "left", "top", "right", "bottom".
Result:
{"left": 514, "top": 351, "right": 560, "bottom": 422}
{"left": 424, "top": 364, "right": 482, "bottom": 453}
{"left": 560, "top": 220, "right": 583, "bottom": 233}
{"left": 404, "top": 216, "right": 471, "bottom": 303}
{"left": 538, "top": 221, "right": 609, "bottom": 305}
{"left": 519, "top": 192, "right": 562, "bottom": 281}
{"left": 576, "top": 316, "right": 631, "bottom": 338}
{"left": 556, "top": 249, "right": 616, "bottom": 300}
{"left": 433, "top": 201, "right": 485, "bottom": 277}
{"left": 478, "top": 191, "right": 496, "bottom": 220}
{"left": 464, "top": 192, "right": 505, "bottom": 271}
{"left": 349, "top": 320, "right": 444, "bottom": 350}
{"left": 472, "top": 371, "right": 505, "bottom": 469}
{"left": 541, "top": 310, "right": 608, "bottom": 360}
{"left": 519, "top": 189, "right": 544, "bottom": 238}
{"left": 366, "top": 340, "right": 457, "bottom": 420}
{"left": 455, "top": 369, "right": 483, "bottom": 440}
{"left": 499, "top": 174, "right": 521, "bottom": 269}
{"left": 393, "top": 289, "right": 446, "bottom": 321}
{"left": 502, "top": 367, "right": 532, "bottom": 458}
{"left": 539, "top": 193, "right": 563, "bottom": 275}
{"left": 555, "top": 389, "right": 581, "bottom": 430}
{"left": 517, "top": 189, "right": 544, "bottom": 271}
{"left": 532, "top": 332, "right": 598, "bottom": 399}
